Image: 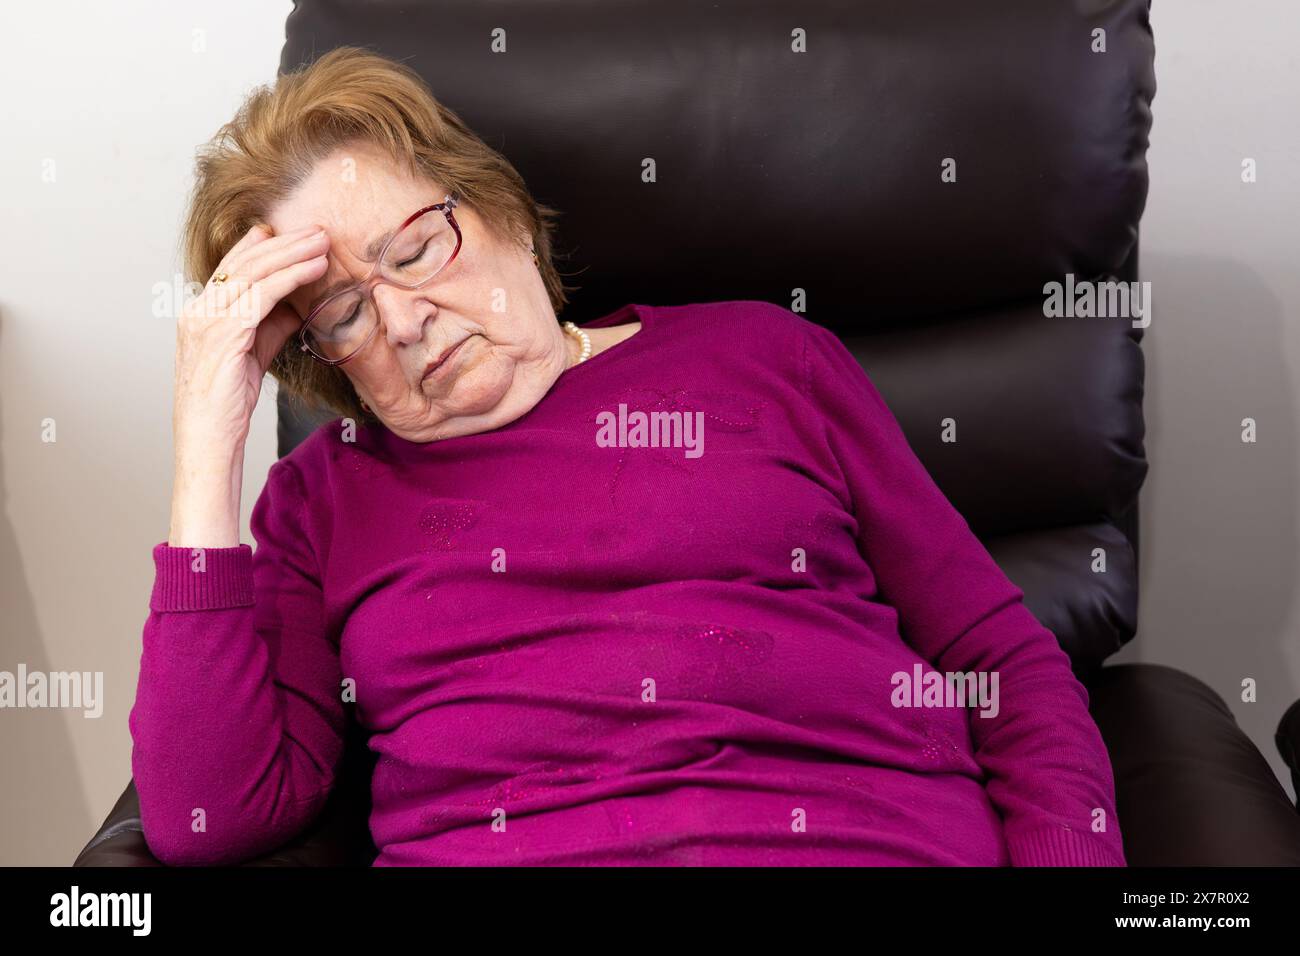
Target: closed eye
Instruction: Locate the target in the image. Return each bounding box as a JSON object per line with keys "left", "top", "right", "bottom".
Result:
{"left": 396, "top": 241, "right": 431, "bottom": 269}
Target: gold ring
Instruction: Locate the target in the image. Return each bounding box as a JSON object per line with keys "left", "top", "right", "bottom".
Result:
{"left": 212, "top": 272, "right": 229, "bottom": 285}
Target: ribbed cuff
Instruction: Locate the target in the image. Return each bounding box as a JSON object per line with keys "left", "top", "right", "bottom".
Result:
{"left": 149, "top": 541, "right": 255, "bottom": 611}
{"left": 1006, "top": 827, "right": 1126, "bottom": 867}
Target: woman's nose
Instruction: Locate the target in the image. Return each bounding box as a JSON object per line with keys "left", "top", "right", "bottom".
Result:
{"left": 374, "top": 284, "right": 433, "bottom": 346}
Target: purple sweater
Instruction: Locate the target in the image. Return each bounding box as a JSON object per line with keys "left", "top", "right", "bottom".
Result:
{"left": 130, "top": 300, "right": 1125, "bottom": 866}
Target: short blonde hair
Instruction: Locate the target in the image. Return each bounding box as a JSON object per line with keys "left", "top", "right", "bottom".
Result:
{"left": 180, "top": 46, "right": 576, "bottom": 421}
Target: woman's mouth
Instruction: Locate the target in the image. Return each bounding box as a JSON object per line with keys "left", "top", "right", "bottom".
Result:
{"left": 422, "top": 337, "right": 473, "bottom": 382}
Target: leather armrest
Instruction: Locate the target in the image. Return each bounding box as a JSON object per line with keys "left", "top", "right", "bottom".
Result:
{"left": 1276, "top": 696, "right": 1300, "bottom": 804}
{"left": 1087, "top": 662, "right": 1300, "bottom": 865}
{"left": 72, "top": 779, "right": 162, "bottom": 867}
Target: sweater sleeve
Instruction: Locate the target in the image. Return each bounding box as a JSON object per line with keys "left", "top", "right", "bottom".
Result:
{"left": 800, "top": 319, "right": 1126, "bottom": 867}
{"left": 128, "top": 458, "right": 347, "bottom": 866}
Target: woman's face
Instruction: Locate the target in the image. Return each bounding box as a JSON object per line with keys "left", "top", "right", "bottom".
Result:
{"left": 270, "top": 140, "right": 569, "bottom": 442}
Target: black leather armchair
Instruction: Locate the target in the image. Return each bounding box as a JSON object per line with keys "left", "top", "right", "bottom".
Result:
{"left": 76, "top": 0, "right": 1300, "bottom": 866}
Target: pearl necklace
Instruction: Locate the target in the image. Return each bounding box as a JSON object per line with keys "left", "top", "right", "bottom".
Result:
{"left": 562, "top": 320, "right": 592, "bottom": 365}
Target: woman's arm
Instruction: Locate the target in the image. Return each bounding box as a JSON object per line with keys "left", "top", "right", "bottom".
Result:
{"left": 800, "top": 318, "right": 1125, "bottom": 866}
{"left": 129, "top": 457, "right": 347, "bottom": 866}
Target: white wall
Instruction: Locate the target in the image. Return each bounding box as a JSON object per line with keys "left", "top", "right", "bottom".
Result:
{"left": 0, "top": 1, "right": 293, "bottom": 865}
{"left": 1111, "top": 0, "right": 1300, "bottom": 802}
{"left": 0, "top": 0, "right": 1296, "bottom": 866}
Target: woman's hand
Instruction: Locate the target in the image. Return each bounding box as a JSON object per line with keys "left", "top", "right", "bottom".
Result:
{"left": 174, "top": 223, "right": 329, "bottom": 453}
{"left": 168, "top": 224, "right": 330, "bottom": 547}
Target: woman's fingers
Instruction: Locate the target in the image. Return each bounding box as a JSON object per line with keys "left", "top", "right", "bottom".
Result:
{"left": 232, "top": 229, "right": 331, "bottom": 299}
{"left": 206, "top": 224, "right": 326, "bottom": 310}
{"left": 220, "top": 222, "right": 274, "bottom": 261}
{"left": 207, "top": 223, "right": 292, "bottom": 294}
{"left": 231, "top": 253, "right": 330, "bottom": 330}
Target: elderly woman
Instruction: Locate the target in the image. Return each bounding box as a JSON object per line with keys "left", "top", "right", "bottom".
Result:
{"left": 131, "top": 47, "right": 1125, "bottom": 867}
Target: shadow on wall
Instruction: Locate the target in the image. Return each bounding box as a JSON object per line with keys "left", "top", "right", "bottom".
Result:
{"left": 0, "top": 310, "right": 94, "bottom": 863}
{"left": 1120, "top": 252, "right": 1300, "bottom": 800}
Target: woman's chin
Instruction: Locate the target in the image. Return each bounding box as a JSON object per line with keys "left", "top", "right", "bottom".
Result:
{"left": 423, "top": 356, "right": 512, "bottom": 419}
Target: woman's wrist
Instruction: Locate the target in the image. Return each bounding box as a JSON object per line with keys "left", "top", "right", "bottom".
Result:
{"left": 168, "top": 440, "right": 245, "bottom": 548}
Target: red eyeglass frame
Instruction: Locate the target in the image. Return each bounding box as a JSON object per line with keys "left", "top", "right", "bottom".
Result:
{"left": 297, "top": 192, "right": 463, "bottom": 366}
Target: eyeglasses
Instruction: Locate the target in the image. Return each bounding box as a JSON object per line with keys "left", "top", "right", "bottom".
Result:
{"left": 298, "top": 193, "right": 463, "bottom": 366}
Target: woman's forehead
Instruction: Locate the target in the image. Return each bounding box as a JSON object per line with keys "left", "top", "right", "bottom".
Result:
{"left": 271, "top": 142, "right": 437, "bottom": 236}
{"left": 271, "top": 178, "right": 399, "bottom": 241}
